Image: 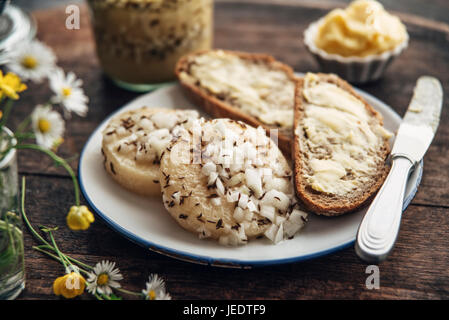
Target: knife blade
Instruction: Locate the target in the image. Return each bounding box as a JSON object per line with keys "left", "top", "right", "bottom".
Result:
{"left": 355, "top": 76, "right": 443, "bottom": 263}
{"left": 391, "top": 76, "right": 443, "bottom": 163}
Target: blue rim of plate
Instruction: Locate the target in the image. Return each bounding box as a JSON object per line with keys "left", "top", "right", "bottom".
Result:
{"left": 78, "top": 85, "right": 423, "bottom": 268}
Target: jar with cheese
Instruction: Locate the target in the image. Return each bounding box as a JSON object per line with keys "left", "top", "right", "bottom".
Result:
{"left": 87, "top": 0, "right": 213, "bottom": 91}
{"left": 303, "top": 0, "right": 409, "bottom": 83}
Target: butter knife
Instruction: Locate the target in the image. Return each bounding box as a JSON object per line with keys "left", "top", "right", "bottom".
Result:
{"left": 355, "top": 76, "right": 443, "bottom": 263}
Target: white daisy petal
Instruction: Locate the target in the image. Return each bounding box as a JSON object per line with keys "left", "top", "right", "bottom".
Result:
{"left": 86, "top": 260, "right": 123, "bottom": 297}
{"left": 6, "top": 40, "right": 57, "bottom": 82}
{"left": 108, "top": 280, "right": 121, "bottom": 289}
{"left": 48, "top": 67, "right": 89, "bottom": 117}
{"left": 31, "top": 104, "right": 65, "bottom": 150}
{"left": 142, "top": 274, "right": 171, "bottom": 300}
{"left": 96, "top": 286, "right": 105, "bottom": 295}
{"left": 102, "top": 286, "right": 112, "bottom": 296}
{"left": 157, "top": 292, "right": 172, "bottom": 300}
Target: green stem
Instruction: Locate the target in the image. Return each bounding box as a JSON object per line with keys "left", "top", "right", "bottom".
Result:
{"left": 16, "top": 115, "right": 31, "bottom": 133}
{"left": 21, "top": 178, "right": 143, "bottom": 300}
{"left": 21, "top": 177, "right": 94, "bottom": 272}
{"left": 32, "top": 247, "right": 90, "bottom": 276}
{"left": 48, "top": 231, "right": 70, "bottom": 269}
{"left": 14, "top": 132, "right": 35, "bottom": 141}
{"left": 0, "top": 99, "right": 14, "bottom": 130}
{"left": 116, "top": 287, "right": 144, "bottom": 298}
{"left": 33, "top": 244, "right": 93, "bottom": 272}
{"left": 15, "top": 144, "right": 80, "bottom": 206}
{"left": 21, "top": 178, "right": 53, "bottom": 248}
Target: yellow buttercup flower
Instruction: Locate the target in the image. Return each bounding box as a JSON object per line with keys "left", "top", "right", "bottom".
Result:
{"left": 53, "top": 272, "right": 86, "bottom": 299}
{"left": 0, "top": 71, "right": 27, "bottom": 100}
{"left": 66, "top": 205, "right": 95, "bottom": 230}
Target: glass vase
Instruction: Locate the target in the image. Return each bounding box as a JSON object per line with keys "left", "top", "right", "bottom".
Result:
{"left": 0, "top": 127, "right": 24, "bottom": 300}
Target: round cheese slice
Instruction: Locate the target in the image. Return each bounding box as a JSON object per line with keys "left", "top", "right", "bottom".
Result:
{"left": 101, "top": 107, "right": 200, "bottom": 196}
{"left": 160, "top": 118, "right": 307, "bottom": 245}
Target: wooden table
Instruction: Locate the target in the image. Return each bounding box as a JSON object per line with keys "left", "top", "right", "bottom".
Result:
{"left": 11, "top": 0, "right": 449, "bottom": 299}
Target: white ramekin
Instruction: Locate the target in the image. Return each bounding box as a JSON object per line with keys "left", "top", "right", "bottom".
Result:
{"left": 303, "top": 18, "right": 409, "bottom": 84}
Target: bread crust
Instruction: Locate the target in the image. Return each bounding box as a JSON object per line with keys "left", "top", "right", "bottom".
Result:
{"left": 175, "top": 49, "right": 297, "bottom": 156}
{"left": 292, "top": 73, "right": 391, "bottom": 216}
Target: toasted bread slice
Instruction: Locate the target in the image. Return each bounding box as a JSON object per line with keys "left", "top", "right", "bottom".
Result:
{"left": 175, "top": 50, "right": 297, "bottom": 155}
{"left": 293, "top": 73, "right": 392, "bottom": 216}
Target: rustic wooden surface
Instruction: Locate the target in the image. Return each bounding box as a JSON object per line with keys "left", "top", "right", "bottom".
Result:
{"left": 8, "top": 0, "right": 449, "bottom": 299}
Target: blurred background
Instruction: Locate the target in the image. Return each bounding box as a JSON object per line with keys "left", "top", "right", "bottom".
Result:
{"left": 14, "top": 0, "right": 449, "bottom": 24}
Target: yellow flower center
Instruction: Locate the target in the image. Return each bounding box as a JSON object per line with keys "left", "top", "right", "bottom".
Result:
{"left": 62, "top": 87, "right": 72, "bottom": 97}
{"left": 97, "top": 273, "right": 109, "bottom": 286}
{"left": 38, "top": 119, "right": 51, "bottom": 133}
{"left": 148, "top": 290, "right": 156, "bottom": 300}
{"left": 21, "top": 55, "right": 38, "bottom": 69}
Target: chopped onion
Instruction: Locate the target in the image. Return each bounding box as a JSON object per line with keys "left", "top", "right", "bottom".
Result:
{"left": 264, "top": 224, "right": 278, "bottom": 242}
{"left": 233, "top": 207, "right": 245, "bottom": 223}
{"left": 238, "top": 193, "right": 249, "bottom": 209}
{"left": 245, "top": 168, "right": 263, "bottom": 198}
{"left": 207, "top": 172, "right": 218, "bottom": 186}
{"left": 201, "top": 162, "right": 216, "bottom": 176}
{"left": 216, "top": 178, "right": 225, "bottom": 196}
{"left": 260, "top": 205, "right": 275, "bottom": 222}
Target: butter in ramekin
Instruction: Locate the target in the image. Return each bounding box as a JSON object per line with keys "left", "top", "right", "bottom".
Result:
{"left": 314, "top": 0, "right": 407, "bottom": 57}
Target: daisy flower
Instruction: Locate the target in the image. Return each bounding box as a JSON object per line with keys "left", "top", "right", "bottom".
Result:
{"left": 31, "top": 104, "right": 65, "bottom": 150}
{"left": 6, "top": 40, "right": 57, "bottom": 83}
{"left": 142, "top": 274, "right": 171, "bottom": 300}
{"left": 49, "top": 68, "right": 88, "bottom": 117}
{"left": 86, "top": 260, "right": 123, "bottom": 296}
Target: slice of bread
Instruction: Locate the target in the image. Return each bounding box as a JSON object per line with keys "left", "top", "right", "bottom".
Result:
{"left": 175, "top": 50, "right": 297, "bottom": 155}
{"left": 293, "top": 73, "right": 392, "bottom": 216}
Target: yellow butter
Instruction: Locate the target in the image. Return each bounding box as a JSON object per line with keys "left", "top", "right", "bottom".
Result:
{"left": 314, "top": 0, "right": 407, "bottom": 57}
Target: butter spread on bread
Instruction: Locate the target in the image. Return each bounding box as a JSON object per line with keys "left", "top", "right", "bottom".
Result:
{"left": 293, "top": 73, "right": 392, "bottom": 216}
{"left": 176, "top": 50, "right": 297, "bottom": 154}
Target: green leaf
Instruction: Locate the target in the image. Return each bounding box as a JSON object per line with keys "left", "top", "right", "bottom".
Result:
{"left": 39, "top": 225, "right": 59, "bottom": 233}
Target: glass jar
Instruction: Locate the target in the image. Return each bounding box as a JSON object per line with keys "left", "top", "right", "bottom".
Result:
{"left": 87, "top": 0, "right": 214, "bottom": 91}
{"left": 0, "top": 127, "right": 24, "bottom": 300}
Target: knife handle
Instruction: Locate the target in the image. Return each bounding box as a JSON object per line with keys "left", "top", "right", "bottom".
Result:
{"left": 355, "top": 156, "right": 415, "bottom": 263}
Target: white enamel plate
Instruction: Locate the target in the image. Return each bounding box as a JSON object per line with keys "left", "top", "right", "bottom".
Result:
{"left": 79, "top": 82, "right": 422, "bottom": 268}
